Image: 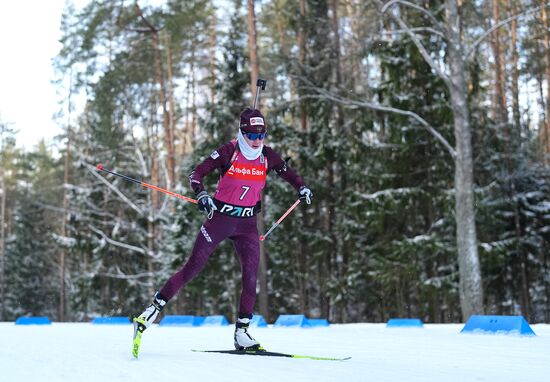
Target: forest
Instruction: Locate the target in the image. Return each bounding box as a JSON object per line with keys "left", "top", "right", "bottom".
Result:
{"left": 1, "top": 0, "right": 550, "bottom": 324}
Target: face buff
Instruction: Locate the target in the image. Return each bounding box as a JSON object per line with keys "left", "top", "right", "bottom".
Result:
{"left": 237, "top": 129, "right": 263, "bottom": 160}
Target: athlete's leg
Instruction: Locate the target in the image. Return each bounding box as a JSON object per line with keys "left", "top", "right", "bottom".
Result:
{"left": 231, "top": 217, "right": 260, "bottom": 316}
{"left": 159, "top": 213, "right": 235, "bottom": 300}
{"left": 231, "top": 217, "right": 261, "bottom": 349}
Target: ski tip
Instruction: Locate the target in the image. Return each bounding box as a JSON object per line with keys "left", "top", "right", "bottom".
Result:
{"left": 259, "top": 235, "right": 265, "bottom": 241}
{"left": 97, "top": 164, "right": 103, "bottom": 171}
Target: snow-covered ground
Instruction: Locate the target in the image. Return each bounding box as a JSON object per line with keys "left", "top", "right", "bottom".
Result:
{"left": 1, "top": 322, "right": 548, "bottom": 382}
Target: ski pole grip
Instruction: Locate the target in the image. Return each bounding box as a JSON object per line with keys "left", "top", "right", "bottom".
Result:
{"left": 257, "top": 78, "right": 266, "bottom": 90}
{"left": 253, "top": 78, "right": 267, "bottom": 109}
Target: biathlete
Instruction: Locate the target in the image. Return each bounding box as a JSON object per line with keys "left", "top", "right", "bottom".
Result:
{"left": 133, "top": 107, "right": 313, "bottom": 356}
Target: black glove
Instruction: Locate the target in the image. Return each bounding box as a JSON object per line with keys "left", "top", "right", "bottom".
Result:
{"left": 299, "top": 185, "right": 313, "bottom": 205}
{"left": 197, "top": 191, "right": 217, "bottom": 219}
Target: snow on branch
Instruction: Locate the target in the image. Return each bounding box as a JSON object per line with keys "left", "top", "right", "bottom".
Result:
{"left": 88, "top": 224, "right": 159, "bottom": 259}
{"left": 382, "top": 27, "right": 445, "bottom": 39}
{"left": 359, "top": 187, "right": 419, "bottom": 200}
{"left": 98, "top": 266, "right": 163, "bottom": 281}
{"left": 85, "top": 163, "right": 144, "bottom": 216}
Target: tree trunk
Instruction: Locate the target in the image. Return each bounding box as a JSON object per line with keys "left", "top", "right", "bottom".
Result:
{"left": 508, "top": 0, "right": 521, "bottom": 132}
{"left": 541, "top": 2, "right": 550, "bottom": 159}
{"left": 191, "top": 48, "right": 198, "bottom": 148}
{"left": 146, "top": 97, "right": 161, "bottom": 294}
{"left": 247, "top": 0, "right": 259, "bottom": 100}
{"left": 58, "top": 71, "right": 75, "bottom": 322}
{"left": 164, "top": 31, "right": 177, "bottom": 185}
{"left": 59, "top": 122, "right": 71, "bottom": 322}
{"left": 296, "top": 0, "right": 309, "bottom": 316}
{"left": 180, "top": 75, "right": 190, "bottom": 156}
{"left": 344, "top": 0, "right": 361, "bottom": 91}
{"left": 298, "top": 0, "right": 308, "bottom": 131}
{"left": 329, "top": 0, "right": 344, "bottom": 322}
{"left": 514, "top": 201, "right": 531, "bottom": 319}
{"left": 246, "top": 0, "right": 269, "bottom": 320}
{"left": 135, "top": 4, "right": 176, "bottom": 188}
{"left": 274, "top": 0, "right": 288, "bottom": 57}
{"left": 208, "top": 9, "right": 217, "bottom": 104}
{"left": 488, "top": 0, "right": 507, "bottom": 123}
{"left": 152, "top": 32, "right": 175, "bottom": 189}
{"left": 445, "top": 0, "right": 484, "bottom": 320}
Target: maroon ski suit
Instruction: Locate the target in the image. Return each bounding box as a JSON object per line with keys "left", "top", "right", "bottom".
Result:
{"left": 159, "top": 141, "right": 304, "bottom": 315}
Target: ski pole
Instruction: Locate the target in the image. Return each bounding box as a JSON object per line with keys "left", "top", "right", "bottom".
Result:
{"left": 259, "top": 199, "right": 301, "bottom": 241}
{"left": 96, "top": 164, "right": 197, "bottom": 204}
{"left": 253, "top": 78, "right": 267, "bottom": 109}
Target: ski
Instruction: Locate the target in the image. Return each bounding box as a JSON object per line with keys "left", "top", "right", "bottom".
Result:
{"left": 191, "top": 349, "right": 351, "bottom": 361}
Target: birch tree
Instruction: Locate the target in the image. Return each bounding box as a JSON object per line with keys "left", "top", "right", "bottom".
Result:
{"left": 364, "top": 0, "right": 548, "bottom": 318}
{"left": 444, "top": 0, "right": 484, "bottom": 318}
{"left": 351, "top": 0, "right": 486, "bottom": 318}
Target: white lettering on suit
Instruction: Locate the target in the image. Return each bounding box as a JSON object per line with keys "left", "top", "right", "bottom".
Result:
{"left": 200, "top": 225, "right": 212, "bottom": 243}
{"left": 220, "top": 204, "right": 234, "bottom": 214}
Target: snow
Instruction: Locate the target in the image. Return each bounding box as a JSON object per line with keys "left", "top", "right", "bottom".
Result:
{"left": 359, "top": 187, "right": 418, "bottom": 200}
{"left": 1, "top": 322, "right": 549, "bottom": 382}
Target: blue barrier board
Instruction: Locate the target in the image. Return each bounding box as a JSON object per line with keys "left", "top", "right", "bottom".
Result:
{"left": 159, "top": 315, "right": 204, "bottom": 327}
{"left": 274, "top": 314, "right": 310, "bottom": 327}
{"left": 308, "top": 318, "right": 330, "bottom": 327}
{"left": 250, "top": 315, "right": 268, "bottom": 327}
{"left": 460, "top": 315, "right": 536, "bottom": 336}
{"left": 386, "top": 318, "right": 424, "bottom": 328}
{"left": 202, "top": 315, "right": 229, "bottom": 326}
{"left": 15, "top": 316, "right": 52, "bottom": 325}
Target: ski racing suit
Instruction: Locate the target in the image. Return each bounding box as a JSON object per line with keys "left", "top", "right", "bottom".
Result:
{"left": 159, "top": 140, "right": 305, "bottom": 316}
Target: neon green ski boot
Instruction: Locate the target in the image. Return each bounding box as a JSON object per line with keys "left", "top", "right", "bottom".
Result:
{"left": 132, "top": 292, "right": 167, "bottom": 358}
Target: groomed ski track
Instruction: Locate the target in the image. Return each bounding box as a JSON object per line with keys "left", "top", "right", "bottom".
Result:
{"left": 1, "top": 322, "right": 548, "bottom": 382}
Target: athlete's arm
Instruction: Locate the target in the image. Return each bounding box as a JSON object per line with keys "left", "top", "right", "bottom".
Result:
{"left": 264, "top": 146, "right": 305, "bottom": 191}
{"left": 189, "top": 142, "right": 234, "bottom": 194}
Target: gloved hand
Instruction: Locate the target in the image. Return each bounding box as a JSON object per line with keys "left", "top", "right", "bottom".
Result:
{"left": 299, "top": 185, "right": 313, "bottom": 205}
{"left": 197, "top": 191, "right": 217, "bottom": 219}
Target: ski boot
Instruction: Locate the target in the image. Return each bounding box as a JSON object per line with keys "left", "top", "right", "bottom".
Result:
{"left": 132, "top": 291, "right": 167, "bottom": 358}
{"left": 234, "top": 314, "right": 262, "bottom": 351}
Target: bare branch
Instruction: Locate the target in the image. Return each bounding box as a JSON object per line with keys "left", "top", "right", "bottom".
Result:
{"left": 304, "top": 87, "right": 457, "bottom": 159}
{"left": 466, "top": 3, "right": 549, "bottom": 60}
{"left": 381, "top": 0, "right": 446, "bottom": 32}
{"left": 377, "top": 0, "right": 451, "bottom": 86}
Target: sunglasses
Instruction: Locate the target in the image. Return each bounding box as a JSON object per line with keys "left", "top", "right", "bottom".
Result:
{"left": 242, "top": 131, "right": 267, "bottom": 140}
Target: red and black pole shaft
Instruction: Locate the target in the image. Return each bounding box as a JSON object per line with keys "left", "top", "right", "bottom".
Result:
{"left": 96, "top": 164, "right": 197, "bottom": 204}
{"left": 259, "top": 199, "right": 301, "bottom": 241}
